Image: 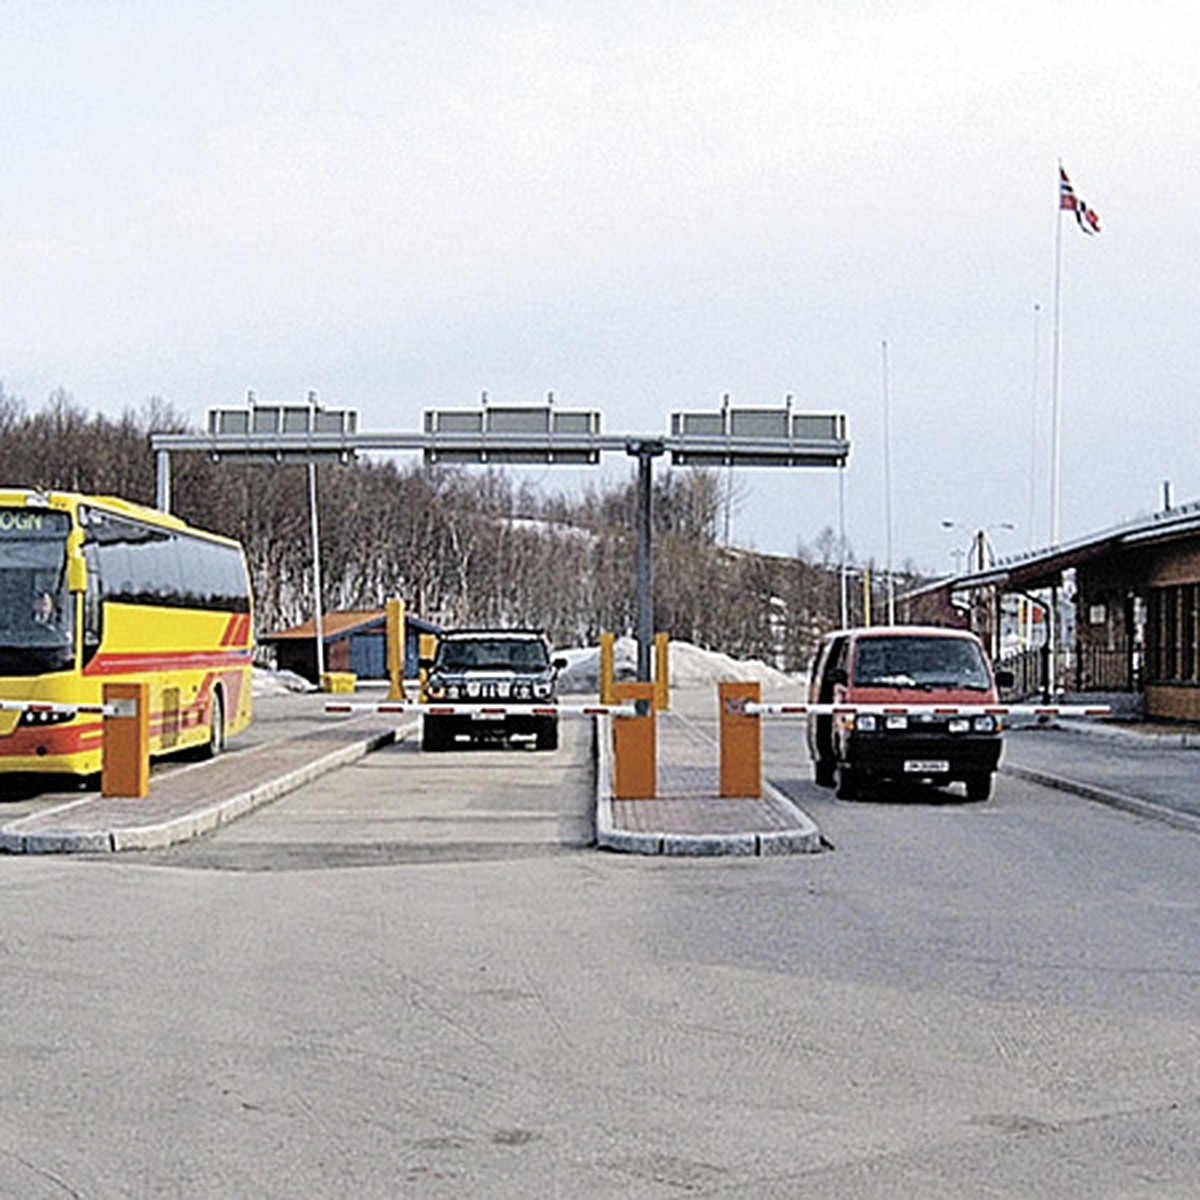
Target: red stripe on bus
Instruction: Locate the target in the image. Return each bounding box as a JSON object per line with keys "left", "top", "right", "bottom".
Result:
{"left": 83, "top": 648, "right": 251, "bottom": 676}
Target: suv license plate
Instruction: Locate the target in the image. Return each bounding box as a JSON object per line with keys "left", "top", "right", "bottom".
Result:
{"left": 905, "top": 759, "right": 949, "bottom": 773}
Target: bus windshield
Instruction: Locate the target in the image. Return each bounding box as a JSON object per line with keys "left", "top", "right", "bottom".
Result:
{"left": 0, "top": 508, "right": 74, "bottom": 673}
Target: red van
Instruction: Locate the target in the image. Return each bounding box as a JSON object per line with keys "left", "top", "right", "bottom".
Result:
{"left": 806, "top": 626, "right": 1013, "bottom": 801}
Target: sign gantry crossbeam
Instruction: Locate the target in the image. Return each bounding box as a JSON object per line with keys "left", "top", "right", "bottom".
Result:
{"left": 150, "top": 399, "right": 850, "bottom": 682}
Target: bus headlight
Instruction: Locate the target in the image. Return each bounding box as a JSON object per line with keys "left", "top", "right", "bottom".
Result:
{"left": 18, "top": 709, "right": 74, "bottom": 727}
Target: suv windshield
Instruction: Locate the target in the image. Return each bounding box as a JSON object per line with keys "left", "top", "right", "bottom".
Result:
{"left": 852, "top": 635, "right": 990, "bottom": 690}
{"left": 437, "top": 638, "right": 550, "bottom": 672}
{"left": 0, "top": 508, "right": 75, "bottom": 674}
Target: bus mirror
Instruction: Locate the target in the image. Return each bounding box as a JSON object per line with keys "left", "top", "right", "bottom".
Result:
{"left": 66, "top": 555, "right": 88, "bottom": 593}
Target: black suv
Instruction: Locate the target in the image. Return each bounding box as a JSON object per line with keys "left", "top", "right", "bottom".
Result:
{"left": 421, "top": 630, "right": 566, "bottom": 751}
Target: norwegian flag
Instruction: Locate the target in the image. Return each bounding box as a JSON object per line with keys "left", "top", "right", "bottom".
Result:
{"left": 1059, "top": 165, "right": 1101, "bottom": 234}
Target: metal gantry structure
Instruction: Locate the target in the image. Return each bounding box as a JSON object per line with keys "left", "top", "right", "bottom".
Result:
{"left": 150, "top": 396, "right": 850, "bottom": 681}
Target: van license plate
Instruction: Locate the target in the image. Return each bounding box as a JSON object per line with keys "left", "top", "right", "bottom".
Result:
{"left": 905, "top": 759, "right": 949, "bottom": 773}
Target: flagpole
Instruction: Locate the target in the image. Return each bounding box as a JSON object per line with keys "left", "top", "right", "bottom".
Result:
{"left": 881, "top": 339, "right": 896, "bottom": 625}
{"left": 1049, "top": 163, "right": 1065, "bottom": 548}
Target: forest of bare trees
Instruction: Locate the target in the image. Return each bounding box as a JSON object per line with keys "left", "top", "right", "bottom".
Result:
{"left": 0, "top": 387, "right": 914, "bottom": 669}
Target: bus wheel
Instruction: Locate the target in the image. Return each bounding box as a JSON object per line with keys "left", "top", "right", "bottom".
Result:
{"left": 205, "top": 691, "right": 226, "bottom": 759}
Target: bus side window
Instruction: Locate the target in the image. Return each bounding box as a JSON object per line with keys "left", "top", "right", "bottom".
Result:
{"left": 82, "top": 543, "right": 102, "bottom": 661}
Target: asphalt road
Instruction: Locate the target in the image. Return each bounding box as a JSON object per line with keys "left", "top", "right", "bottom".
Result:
{"left": 1, "top": 688, "right": 1198, "bottom": 1196}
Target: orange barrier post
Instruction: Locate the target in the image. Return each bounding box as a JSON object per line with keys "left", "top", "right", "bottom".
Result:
{"left": 102, "top": 681, "right": 150, "bottom": 798}
{"left": 719, "top": 681, "right": 761, "bottom": 799}
{"left": 599, "top": 632, "right": 616, "bottom": 705}
{"left": 613, "top": 681, "right": 657, "bottom": 800}
{"left": 654, "top": 632, "right": 670, "bottom": 712}
{"left": 386, "top": 597, "right": 406, "bottom": 701}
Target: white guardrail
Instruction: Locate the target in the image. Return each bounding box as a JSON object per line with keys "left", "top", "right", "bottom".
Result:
{"left": 324, "top": 701, "right": 641, "bottom": 718}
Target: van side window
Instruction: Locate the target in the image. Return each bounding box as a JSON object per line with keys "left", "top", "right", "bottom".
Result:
{"left": 818, "top": 635, "right": 849, "bottom": 701}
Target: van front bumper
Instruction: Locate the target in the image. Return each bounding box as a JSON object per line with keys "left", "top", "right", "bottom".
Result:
{"left": 842, "top": 731, "right": 1002, "bottom": 781}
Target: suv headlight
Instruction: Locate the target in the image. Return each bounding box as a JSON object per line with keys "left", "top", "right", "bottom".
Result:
{"left": 533, "top": 679, "right": 555, "bottom": 700}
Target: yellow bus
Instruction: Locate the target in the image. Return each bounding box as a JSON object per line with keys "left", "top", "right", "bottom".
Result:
{"left": 0, "top": 489, "right": 253, "bottom": 775}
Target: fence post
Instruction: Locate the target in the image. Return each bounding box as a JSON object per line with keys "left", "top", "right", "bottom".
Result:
{"left": 718, "top": 681, "right": 761, "bottom": 798}
{"left": 612, "top": 681, "right": 656, "bottom": 800}
{"left": 102, "top": 681, "right": 150, "bottom": 798}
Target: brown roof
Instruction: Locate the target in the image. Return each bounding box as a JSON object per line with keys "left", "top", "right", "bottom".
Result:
{"left": 261, "top": 610, "right": 384, "bottom": 642}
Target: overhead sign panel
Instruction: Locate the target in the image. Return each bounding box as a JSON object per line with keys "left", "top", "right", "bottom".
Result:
{"left": 669, "top": 406, "right": 848, "bottom": 467}
{"left": 204, "top": 404, "right": 359, "bottom": 463}
{"left": 424, "top": 405, "right": 602, "bottom": 464}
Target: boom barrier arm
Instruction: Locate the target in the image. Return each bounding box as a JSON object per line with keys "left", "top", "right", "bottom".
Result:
{"left": 324, "top": 701, "right": 639, "bottom": 717}
{"left": 729, "top": 700, "right": 1112, "bottom": 719}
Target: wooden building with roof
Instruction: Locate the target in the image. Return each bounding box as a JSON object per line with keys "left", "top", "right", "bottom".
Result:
{"left": 259, "top": 609, "right": 441, "bottom": 685}
{"left": 904, "top": 501, "right": 1200, "bottom": 722}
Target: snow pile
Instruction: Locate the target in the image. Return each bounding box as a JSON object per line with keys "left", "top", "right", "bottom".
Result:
{"left": 252, "top": 666, "right": 318, "bottom": 696}
{"left": 556, "top": 637, "right": 794, "bottom": 693}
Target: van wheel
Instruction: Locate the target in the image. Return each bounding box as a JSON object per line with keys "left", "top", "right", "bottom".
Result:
{"left": 422, "top": 719, "right": 450, "bottom": 752}
{"left": 814, "top": 756, "right": 836, "bottom": 787}
{"left": 965, "top": 772, "right": 993, "bottom": 802}
{"left": 535, "top": 719, "right": 558, "bottom": 752}
{"left": 204, "top": 691, "right": 226, "bottom": 759}
{"left": 835, "top": 765, "right": 860, "bottom": 800}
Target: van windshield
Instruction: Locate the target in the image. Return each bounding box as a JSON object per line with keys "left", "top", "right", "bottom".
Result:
{"left": 852, "top": 636, "right": 990, "bottom": 690}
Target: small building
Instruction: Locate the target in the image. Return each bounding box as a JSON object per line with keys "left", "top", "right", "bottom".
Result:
{"left": 903, "top": 501, "right": 1200, "bottom": 723}
{"left": 259, "top": 610, "right": 441, "bottom": 685}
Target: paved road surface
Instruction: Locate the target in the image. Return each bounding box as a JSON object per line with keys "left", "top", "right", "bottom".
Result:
{"left": 0, "top": 688, "right": 1197, "bottom": 1196}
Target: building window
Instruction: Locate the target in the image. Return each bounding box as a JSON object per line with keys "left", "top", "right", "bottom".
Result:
{"left": 1147, "top": 583, "right": 1200, "bottom": 684}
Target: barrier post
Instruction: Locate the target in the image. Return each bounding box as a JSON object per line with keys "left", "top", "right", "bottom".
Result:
{"left": 654, "top": 632, "right": 670, "bottom": 712}
{"left": 599, "top": 632, "right": 616, "bottom": 705}
{"left": 612, "top": 681, "right": 656, "bottom": 800}
{"left": 719, "top": 681, "right": 761, "bottom": 799}
{"left": 418, "top": 632, "right": 438, "bottom": 703}
{"left": 102, "top": 681, "right": 150, "bottom": 798}
{"left": 386, "top": 597, "right": 406, "bottom": 700}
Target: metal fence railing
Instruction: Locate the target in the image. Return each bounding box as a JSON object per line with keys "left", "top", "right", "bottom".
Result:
{"left": 997, "top": 645, "right": 1139, "bottom": 701}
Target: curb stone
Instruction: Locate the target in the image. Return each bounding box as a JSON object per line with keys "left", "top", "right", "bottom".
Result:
{"left": 1, "top": 721, "right": 416, "bottom": 854}
{"left": 1001, "top": 761, "right": 1200, "bottom": 834}
{"left": 593, "top": 715, "right": 824, "bottom": 857}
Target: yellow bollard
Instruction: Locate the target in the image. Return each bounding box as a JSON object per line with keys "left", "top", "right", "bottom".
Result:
{"left": 599, "top": 631, "right": 616, "bottom": 705}
{"left": 654, "top": 632, "right": 670, "bottom": 712}
{"left": 386, "top": 598, "right": 406, "bottom": 700}
{"left": 612, "top": 681, "right": 657, "bottom": 800}
{"left": 718, "top": 681, "right": 762, "bottom": 799}
{"left": 102, "top": 681, "right": 150, "bottom": 798}
{"left": 418, "top": 632, "right": 439, "bottom": 703}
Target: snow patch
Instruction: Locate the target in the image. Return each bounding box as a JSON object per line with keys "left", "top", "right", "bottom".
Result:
{"left": 556, "top": 637, "right": 794, "bottom": 693}
{"left": 253, "top": 667, "right": 318, "bottom": 696}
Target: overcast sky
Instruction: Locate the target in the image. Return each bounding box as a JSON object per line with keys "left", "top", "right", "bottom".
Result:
{"left": 4, "top": 1, "right": 1198, "bottom": 573}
